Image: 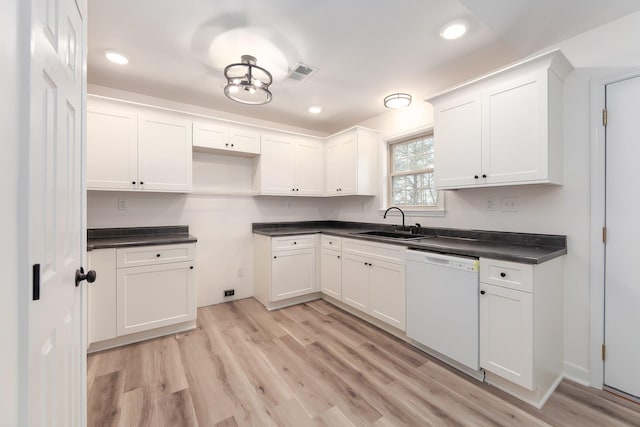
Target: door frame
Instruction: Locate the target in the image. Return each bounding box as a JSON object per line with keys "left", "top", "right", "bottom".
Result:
{"left": 589, "top": 69, "right": 640, "bottom": 389}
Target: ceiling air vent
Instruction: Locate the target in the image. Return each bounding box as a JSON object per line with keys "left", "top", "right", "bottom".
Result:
{"left": 287, "top": 63, "right": 318, "bottom": 83}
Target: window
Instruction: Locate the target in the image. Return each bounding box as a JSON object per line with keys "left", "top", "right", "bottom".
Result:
{"left": 388, "top": 133, "right": 440, "bottom": 208}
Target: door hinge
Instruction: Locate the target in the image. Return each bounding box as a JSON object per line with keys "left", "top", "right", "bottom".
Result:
{"left": 602, "top": 344, "right": 606, "bottom": 361}
{"left": 603, "top": 108, "right": 608, "bottom": 126}
{"left": 602, "top": 226, "right": 607, "bottom": 244}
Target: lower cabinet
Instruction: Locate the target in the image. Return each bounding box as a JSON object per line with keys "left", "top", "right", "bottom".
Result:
{"left": 341, "top": 238, "right": 406, "bottom": 331}
{"left": 87, "top": 243, "right": 196, "bottom": 347}
{"left": 253, "top": 234, "right": 318, "bottom": 308}
{"left": 320, "top": 248, "right": 342, "bottom": 299}
{"left": 478, "top": 256, "right": 563, "bottom": 407}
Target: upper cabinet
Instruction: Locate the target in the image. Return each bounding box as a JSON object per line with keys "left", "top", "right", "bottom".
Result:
{"left": 254, "top": 131, "right": 323, "bottom": 196}
{"left": 427, "top": 50, "right": 572, "bottom": 190}
{"left": 193, "top": 120, "right": 261, "bottom": 156}
{"left": 87, "top": 96, "right": 193, "bottom": 193}
{"left": 324, "top": 127, "right": 379, "bottom": 196}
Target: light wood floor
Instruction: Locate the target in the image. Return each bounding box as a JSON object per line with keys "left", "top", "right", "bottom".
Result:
{"left": 87, "top": 298, "right": 640, "bottom": 426}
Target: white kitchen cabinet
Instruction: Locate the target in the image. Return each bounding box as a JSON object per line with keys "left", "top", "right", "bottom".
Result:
{"left": 117, "top": 260, "right": 196, "bottom": 336}
{"left": 325, "top": 127, "right": 379, "bottom": 196}
{"left": 87, "top": 99, "right": 138, "bottom": 190}
{"left": 87, "top": 248, "right": 117, "bottom": 343}
{"left": 87, "top": 243, "right": 197, "bottom": 350}
{"left": 253, "top": 234, "right": 318, "bottom": 309}
{"left": 341, "top": 238, "right": 406, "bottom": 331}
{"left": 193, "top": 120, "right": 261, "bottom": 156}
{"left": 87, "top": 96, "right": 193, "bottom": 193}
{"left": 428, "top": 50, "right": 572, "bottom": 190}
{"left": 480, "top": 282, "right": 533, "bottom": 389}
{"left": 255, "top": 132, "right": 323, "bottom": 196}
{"left": 320, "top": 236, "right": 342, "bottom": 299}
{"left": 479, "top": 256, "right": 563, "bottom": 408}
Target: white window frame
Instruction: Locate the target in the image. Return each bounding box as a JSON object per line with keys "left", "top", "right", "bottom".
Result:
{"left": 380, "top": 127, "right": 445, "bottom": 217}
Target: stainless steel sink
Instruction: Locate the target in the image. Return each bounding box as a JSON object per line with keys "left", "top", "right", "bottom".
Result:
{"left": 353, "top": 230, "right": 428, "bottom": 240}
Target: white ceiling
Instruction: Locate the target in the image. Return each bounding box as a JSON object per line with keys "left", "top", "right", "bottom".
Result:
{"left": 88, "top": 0, "right": 640, "bottom": 133}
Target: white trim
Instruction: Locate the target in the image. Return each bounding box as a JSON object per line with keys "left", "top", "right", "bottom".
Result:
{"left": 564, "top": 362, "right": 591, "bottom": 387}
{"left": 589, "top": 69, "right": 640, "bottom": 389}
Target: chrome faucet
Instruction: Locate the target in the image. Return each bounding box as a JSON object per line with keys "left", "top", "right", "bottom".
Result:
{"left": 383, "top": 206, "right": 406, "bottom": 231}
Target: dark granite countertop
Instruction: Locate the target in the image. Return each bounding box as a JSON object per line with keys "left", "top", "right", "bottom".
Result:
{"left": 252, "top": 221, "right": 566, "bottom": 264}
{"left": 87, "top": 226, "right": 197, "bottom": 251}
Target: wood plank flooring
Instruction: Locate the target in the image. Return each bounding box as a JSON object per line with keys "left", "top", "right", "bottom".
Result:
{"left": 87, "top": 298, "right": 640, "bottom": 426}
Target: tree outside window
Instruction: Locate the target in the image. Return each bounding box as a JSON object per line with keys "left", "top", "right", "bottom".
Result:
{"left": 389, "top": 134, "right": 440, "bottom": 208}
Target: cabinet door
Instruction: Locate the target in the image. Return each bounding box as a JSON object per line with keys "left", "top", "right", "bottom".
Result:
{"left": 294, "top": 140, "right": 323, "bottom": 195}
{"left": 370, "top": 260, "right": 406, "bottom": 331}
{"left": 320, "top": 249, "right": 342, "bottom": 299}
{"left": 483, "top": 74, "right": 547, "bottom": 184}
{"left": 138, "top": 112, "right": 193, "bottom": 192}
{"left": 259, "top": 134, "right": 295, "bottom": 195}
{"left": 271, "top": 249, "right": 315, "bottom": 301}
{"left": 480, "top": 283, "right": 533, "bottom": 390}
{"left": 87, "top": 249, "right": 117, "bottom": 344}
{"left": 325, "top": 135, "right": 358, "bottom": 195}
{"left": 87, "top": 101, "right": 138, "bottom": 190}
{"left": 229, "top": 126, "right": 260, "bottom": 155}
{"left": 117, "top": 261, "right": 196, "bottom": 336}
{"left": 341, "top": 253, "right": 370, "bottom": 312}
{"left": 433, "top": 95, "right": 482, "bottom": 189}
{"left": 192, "top": 120, "right": 229, "bottom": 151}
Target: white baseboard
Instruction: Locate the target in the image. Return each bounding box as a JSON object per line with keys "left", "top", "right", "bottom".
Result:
{"left": 563, "top": 361, "right": 591, "bottom": 387}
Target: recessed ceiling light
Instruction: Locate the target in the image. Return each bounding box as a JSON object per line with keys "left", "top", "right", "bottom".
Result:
{"left": 440, "top": 20, "right": 468, "bottom": 40}
{"left": 308, "top": 106, "right": 322, "bottom": 114}
{"left": 384, "top": 93, "right": 412, "bottom": 109}
{"left": 105, "top": 51, "right": 129, "bottom": 65}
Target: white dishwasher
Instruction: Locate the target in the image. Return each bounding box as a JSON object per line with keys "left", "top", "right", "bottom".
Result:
{"left": 406, "top": 250, "right": 480, "bottom": 371}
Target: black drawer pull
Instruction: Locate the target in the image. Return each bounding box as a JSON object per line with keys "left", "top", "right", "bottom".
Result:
{"left": 500, "top": 272, "right": 506, "bottom": 278}
{"left": 480, "top": 290, "right": 486, "bottom": 295}
{"left": 156, "top": 254, "right": 161, "bottom": 258}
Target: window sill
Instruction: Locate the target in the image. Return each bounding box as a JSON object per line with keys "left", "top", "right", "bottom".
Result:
{"left": 378, "top": 208, "right": 446, "bottom": 218}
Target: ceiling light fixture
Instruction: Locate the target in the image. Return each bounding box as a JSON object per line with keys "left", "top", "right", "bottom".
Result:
{"left": 224, "top": 55, "right": 273, "bottom": 105}
{"left": 440, "top": 19, "right": 468, "bottom": 40}
{"left": 384, "top": 93, "right": 412, "bottom": 109}
{"left": 105, "top": 51, "right": 129, "bottom": 65}
{"left": 308, "top": 106, "right": 322, "bottom": 114}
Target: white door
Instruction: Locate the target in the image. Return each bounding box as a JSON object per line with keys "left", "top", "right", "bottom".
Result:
{"left": 28, "top": 0, "right": 87, "bottom": 425}
{"left": 369, "top": 260, "right": 406, "bottom": 331}
{"left": 604, "top": 75, "right": 640, "bottom": 400}
{"left": 294, "top": 140, "right": 323, "bottom": 195}
{"left": 259, "top": 134, "right": 295, "bottom": 194}
{"left": 271, "top": 249, "right": 316, "bottom": 301}
{"left": 341, "top": 253, "right": 370, "bottom": 311}
{"left": 320, "top": 249, "right": 342, "bottom": 299}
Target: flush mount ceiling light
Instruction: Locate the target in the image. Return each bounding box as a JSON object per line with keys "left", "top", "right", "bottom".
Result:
{"left": 384, "top": 93, "right": 412, "bottom": 109}
{"left": 308, "top": 106, "right": 322, "bottom": 114}
{"left": 440, "top": 19, "right": 468, "bottom": 40}
{"left": 224, "top": 55, "right": 273, "bottom": 105}
{"left": 105, "top": 51, "right": 129, "bottom": 65}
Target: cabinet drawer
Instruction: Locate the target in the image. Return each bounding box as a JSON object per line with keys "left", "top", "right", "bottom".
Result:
{"left": 343, "top": 238, "right": 405, "bottom": 265}
{"left": 321, "top": 235, "right": 342, "bottom": 250}
{"left": 480, "top": 258, "right": 533, "bottom": 292}
{"left": 271, "top": 235, "right": 315, "bottom": 251}
{"left": 117, "top": 243, "right": 195, "bottom": 268}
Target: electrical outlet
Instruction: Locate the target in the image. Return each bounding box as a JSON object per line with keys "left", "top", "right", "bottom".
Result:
{"left": 224, "top": 289, "right": 235, "bottom": 297}
{"left": 118, "top": 199, "right": 127, "bottom": 210}
{"left": 486, "top": 198, "right": 496, "bottom": 212}
{"left": 500, "top": 197, "right": 519, "bottom": 212}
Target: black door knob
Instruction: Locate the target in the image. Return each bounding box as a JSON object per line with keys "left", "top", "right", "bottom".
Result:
{"left": 500, "top": 272, "right": 506, "bottom": 278}
{"left": 474, "top": 175, "right": 479, "bottom": 179}
{"left": 75, "top": 267, "right": 96, "bottom": 287}
{"left": 480, "top": 290, "right": 486, "bottom": 295}
{"left": 482, "top": 174, "right": 487, "bottom": 178}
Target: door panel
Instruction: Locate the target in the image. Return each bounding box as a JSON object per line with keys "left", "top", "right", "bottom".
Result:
{"left": 370, "top": 260, "right": 405, "bottom": 331}
{"left": 29, "top": 0, "right": 86, "bottom": 425}
{"left": 294, "top": 140, "right": 323, "bottom": 195}
{"left": 271, "top": 249, "right": 315, "bottom": 301}
{"left": 341, "top": 253, "right": 370, "bottom": 311}
{"left": 605, "top": 75, "right": 640, "bottom": 399}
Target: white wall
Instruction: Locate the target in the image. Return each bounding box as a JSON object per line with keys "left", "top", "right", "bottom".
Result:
{"left": 1, "top": 0, "right": 20, "bottom": 424}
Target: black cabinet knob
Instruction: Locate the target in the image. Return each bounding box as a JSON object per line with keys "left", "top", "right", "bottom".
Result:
{"left": 500, "top": 272, "right": 506, "bottom": 278}
{"left": 337, "top": 255, "right": 341, "bottom": 259}
{"left": 273, "top": 256, "right": 277, "bottom": 259}
{"left": 225, "top": 143, "right": 229, "bottom": 147}
{"left": 156, "top": 254, "right": 161, "bottom": 257}
{"left": 482, "top": 174, "right": 487, "bottom": 178}
{"left": 474, "top": 175, "right": 479, "bottom": 179}
{"left": 293, "top": 241, "right": 297, "bottom": 245}
{"left": 480, "top": 290, "right": 486, "bottom": 295}
{"left": 131, "top": 181, "right": 136, "bottom": 184}
{"left": 189, "top": 266, "right": 194, "bottom": 269}
{"left": 140, "top": 181, "right": 144, "bottom": 185}
{"left": 231, "top": 143, "right": 234, "bottom": 147}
